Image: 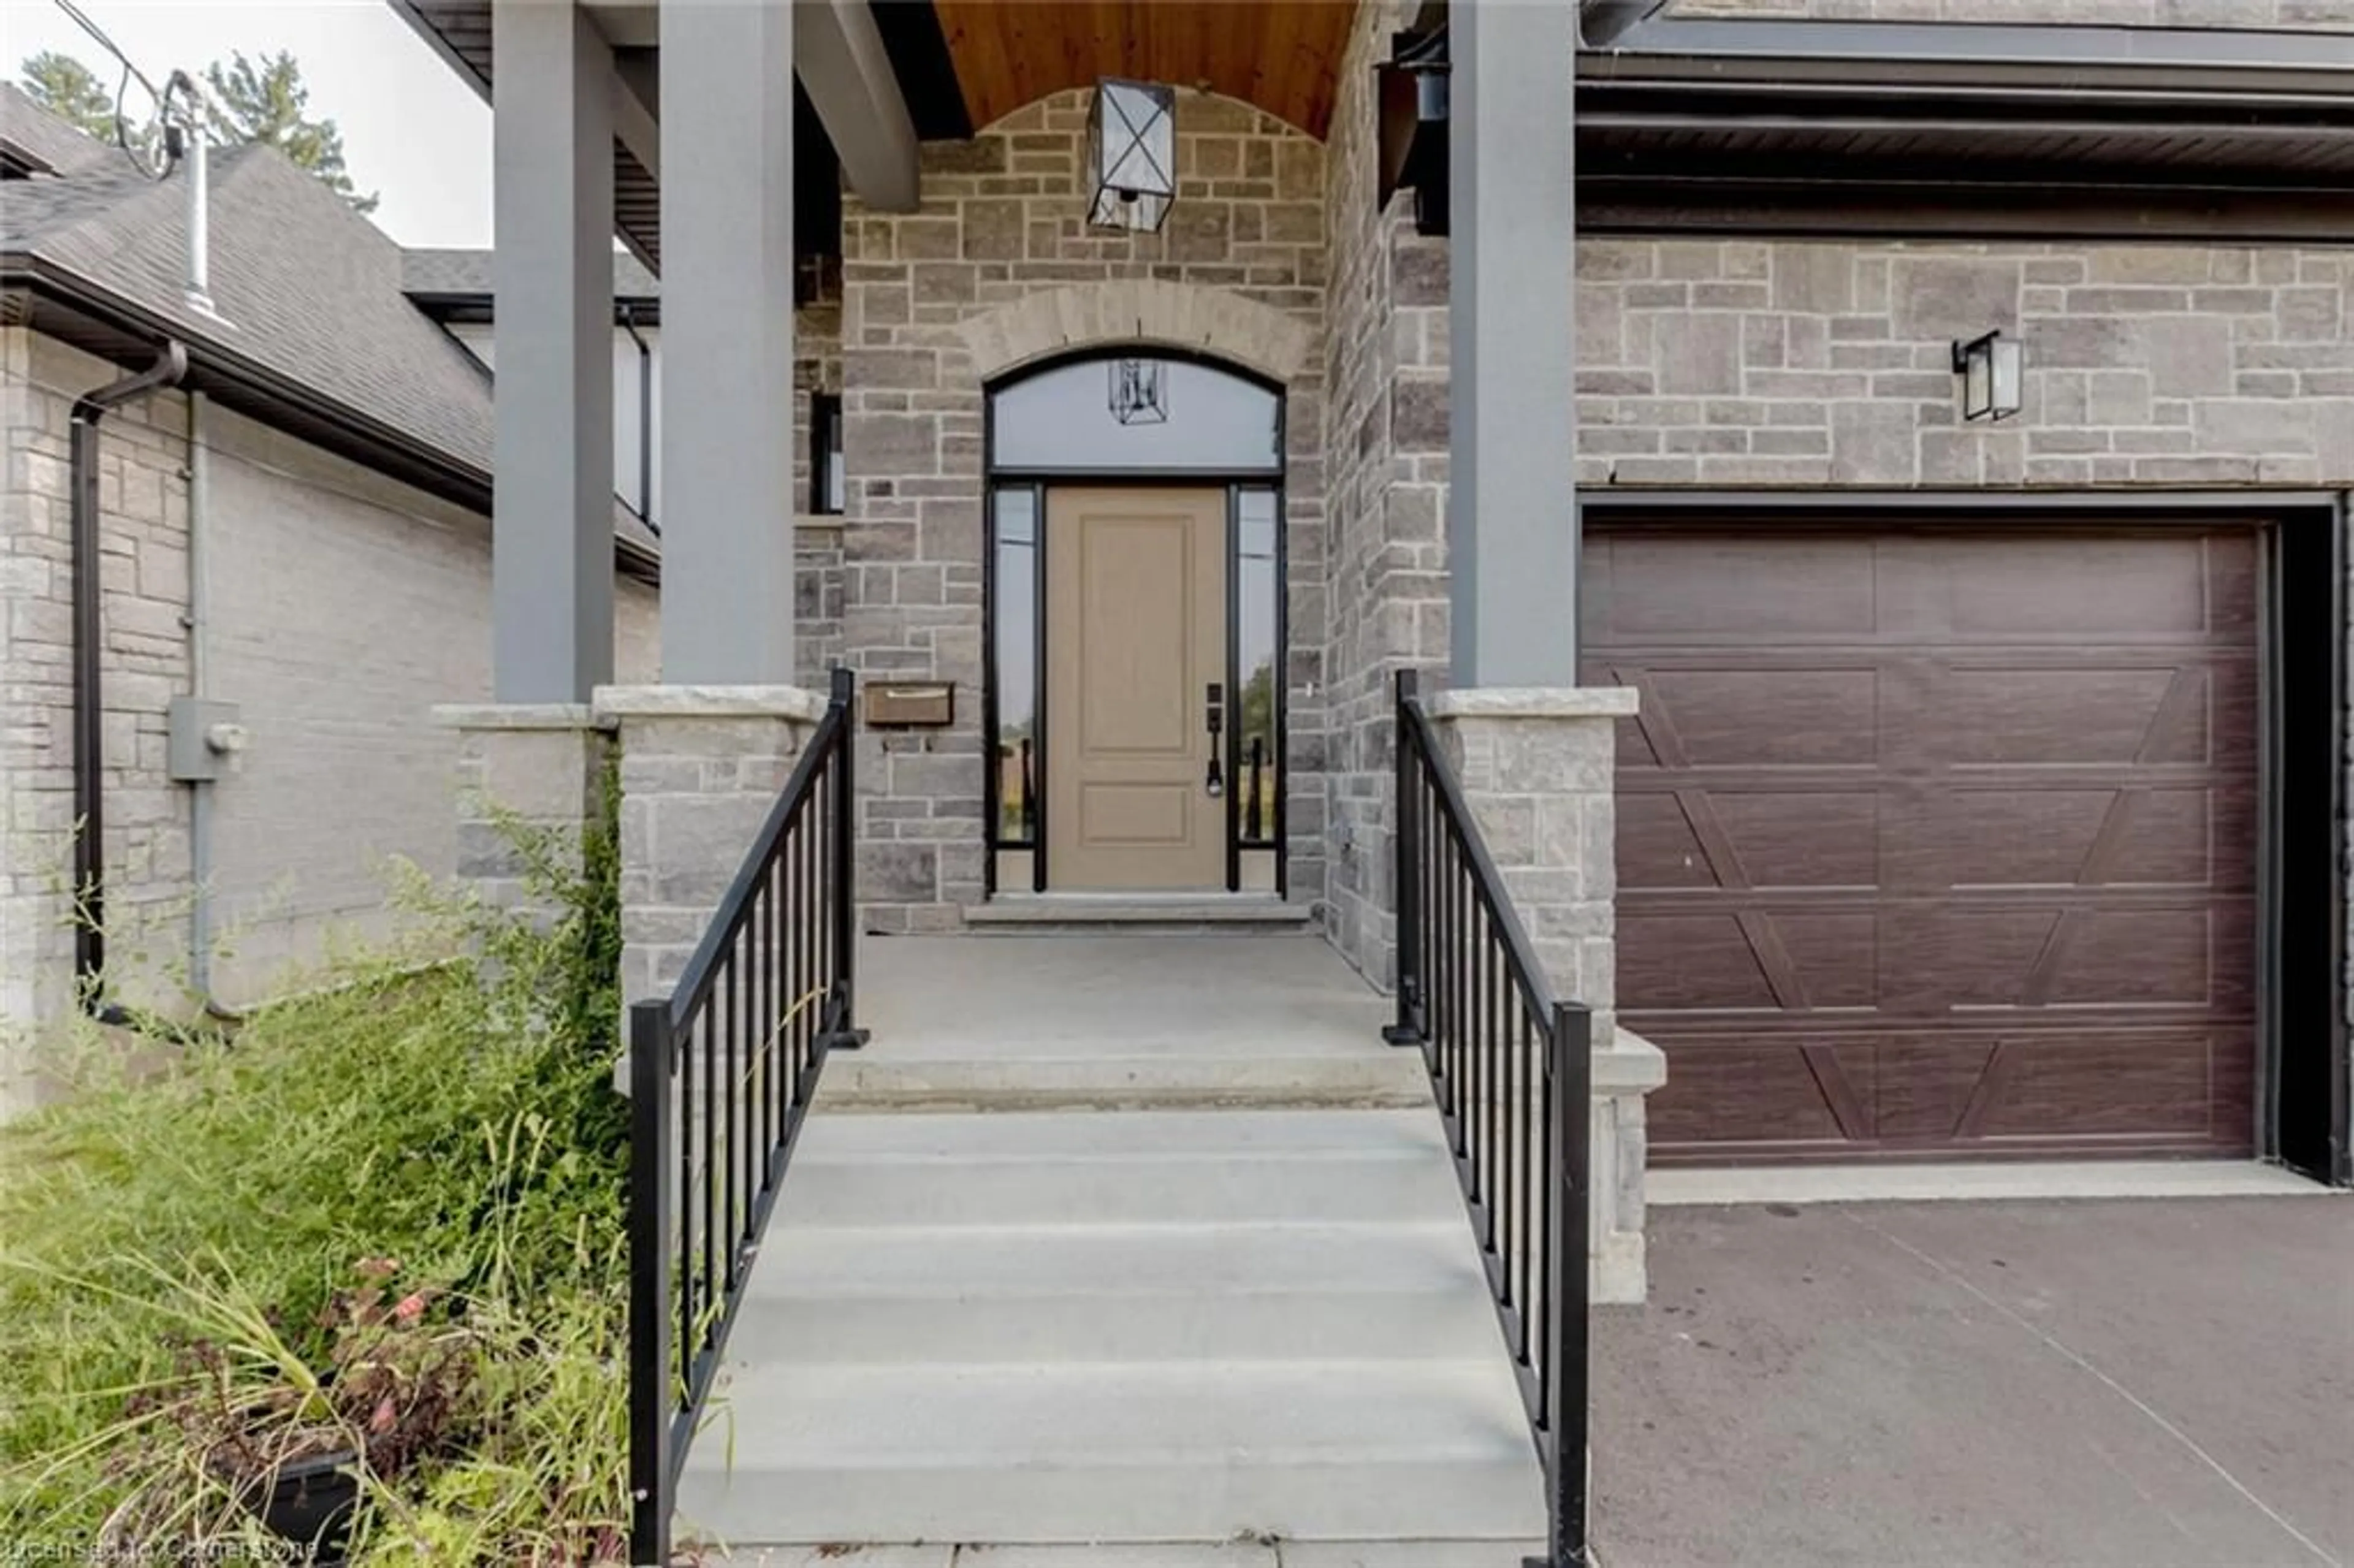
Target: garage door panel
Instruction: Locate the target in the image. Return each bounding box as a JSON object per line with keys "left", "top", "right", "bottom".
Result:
{"left": 1599, "top": 533, "right": 1880, "bottom": 639}
{"left": 1872, "top": 1038, "right": 2004, "bottom": 1140}
{"left": 1618, "top": 793, "right": 1716, "bottom": 889}
{"left": 1914, "top": 788, "right": 2214, "bottom": 889}
{"left": 2038, "top": 907, "right": 2217, "bottom": 1008}
{"left": 1710, "top": 792, "right": 1880, "bottom": 888}
{"left": 1939, "top": 666, "right": 2190, "bottom": 766}
{"left": 1881, "top": 907, "right": 2059, "bottom": 1012}
{"left": 1633, "top": 668, "right": 1881, "bottom": 768}
{"left": 1647, "top": 1041, "right": 1873, "bottom": 1148}
{"left": 1769, "top": 911, "right": 1880, "bottom": 1010}
{"left": 1591, "top": 521, "right": 2258, "bottom": 1163}
{"left": 1965, "top": 1033, "right": 2219, "bottom": 1140}
{"left": 1939, "top": 534, "right": 2210, "bottom": 637}
{"left": 1619, "top": 911, "right": 1780, "bottom": 1011}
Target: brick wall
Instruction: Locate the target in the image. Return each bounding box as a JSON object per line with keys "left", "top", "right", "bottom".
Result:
{"left": 0, "top": 329, "right": 661, "bottom": 1035}
{"left": 1668, "top": 0, "right": 2353, "bottom": 24}
{"left": 839, "top": 88, "right": 1329, "bottom": 932}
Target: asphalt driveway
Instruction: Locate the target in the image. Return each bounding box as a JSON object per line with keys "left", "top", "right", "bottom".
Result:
{"left": 1593, "top": 1195, "right": 2354, "bottom": 1568}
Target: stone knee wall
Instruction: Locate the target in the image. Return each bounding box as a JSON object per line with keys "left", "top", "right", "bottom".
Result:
{"left": 837, "top": 89, "right": 1329, "bottom": 932}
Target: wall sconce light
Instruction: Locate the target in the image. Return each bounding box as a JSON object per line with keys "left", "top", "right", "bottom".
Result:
{"left": 1952, "top": 330, "right": 2024, "bottom": 422}
{"left": 1087, "top": 78, "right": 1176, "bottom": 233}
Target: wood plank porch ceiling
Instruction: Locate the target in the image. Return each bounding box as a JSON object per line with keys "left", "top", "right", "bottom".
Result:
{"left": 930, "top": 0, "right": 1358, "bottom": 138}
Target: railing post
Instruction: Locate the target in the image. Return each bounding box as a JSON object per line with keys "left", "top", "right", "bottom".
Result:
{"left": 1384, "top": 667, "right": 1424, "bottom": 1046}
{"left": 828, "top": 666, "right": 867, "bottom": 1049}
{"left": 627, "top": 1000, "right": 674, "bottom": 1568}
{"left": 1540, "top": 1001, "right": 1594, "bottom": 1568}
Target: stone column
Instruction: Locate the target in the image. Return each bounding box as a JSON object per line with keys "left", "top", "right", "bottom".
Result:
{"left": 436, "top": 704, "right": 614, "bottom": 924}
{"left": 1426, "top": 685, "right": 1666, "bottom": 1306}
{"left": 594, "top": 685, "right": 826, "bottom": 1007}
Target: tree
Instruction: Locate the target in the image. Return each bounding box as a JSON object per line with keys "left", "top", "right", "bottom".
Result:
{"left": 19, "top": 50, "right": 123, "bottom": 145}
{"left": 203, "top": 49, "right": 376, "bottom": 214}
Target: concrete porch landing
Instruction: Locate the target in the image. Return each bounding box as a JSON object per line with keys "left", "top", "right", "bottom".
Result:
{"left": 828, "top": 934, "right": 1426, "bottom": 1109}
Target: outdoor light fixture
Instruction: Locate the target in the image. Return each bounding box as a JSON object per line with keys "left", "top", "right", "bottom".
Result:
{"left": 1108, "top": 358, "right": 1168, "bottom": 425}
{"left": 1952, "top": 330, "right": 2024, "bottom": 422}
{"left": 1087, "top": 77, "right": 1176, "bottom": 232}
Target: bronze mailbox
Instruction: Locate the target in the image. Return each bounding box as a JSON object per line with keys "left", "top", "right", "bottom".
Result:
{"left": 865, "top": 680, "right": 955, "bottom": 728}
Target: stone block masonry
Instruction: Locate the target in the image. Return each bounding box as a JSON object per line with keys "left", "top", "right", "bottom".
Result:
{"left": 596, "top": 685, "right": 826, "bottom": 1007}
{"left": 438, "top": 704, "right": 612, "bottom": 927}
{"left": 1423, "top": 685, "right": 1666, "bottom": 1306}
{"left": 1575, "top": 241, "right": 2354, "bottom": 489}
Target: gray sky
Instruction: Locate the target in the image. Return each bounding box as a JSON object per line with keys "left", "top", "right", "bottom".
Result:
{"left": 1, "top": 0, "right": 493, "bottom": 247}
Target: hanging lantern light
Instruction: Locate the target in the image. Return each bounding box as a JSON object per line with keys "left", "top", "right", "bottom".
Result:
{"left": 1108, "top": 358, "right": 1170, "bottom": 425}
{"left": 1087, "top": 77, "right": 1176, "bottom": 233}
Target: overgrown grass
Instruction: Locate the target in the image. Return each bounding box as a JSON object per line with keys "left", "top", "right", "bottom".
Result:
{"left": 0, "top": 783, "right": 638, "bottom": 1562}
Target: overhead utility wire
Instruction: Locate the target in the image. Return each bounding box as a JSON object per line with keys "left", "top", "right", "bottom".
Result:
{"left": 48, "top": 0, "right": 172, "bottom": 177}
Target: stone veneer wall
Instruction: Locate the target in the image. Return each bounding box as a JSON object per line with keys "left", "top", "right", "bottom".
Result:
{"left": 1319, "top": 0, "right": 1443, "bottom": 991}
{"left": 838, "top": 89, "right": 1330, "bottom": 932}
{"left": 1317, "top": 233, "right": 2354, "bottom": 983}
{"left": 0, "top": 329, "right": 660, "bottom": 1035}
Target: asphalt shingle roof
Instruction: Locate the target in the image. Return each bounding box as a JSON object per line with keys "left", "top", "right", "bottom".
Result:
{"left": 403, "top": 245, "right": 660, "bottom": 302}
{"left": 1, "top": 89, "right": 655, "bottom": 559}
{"left": 0, "top": 81, "right": 117, "bottom": 176}
{"left": 3, "top": 137, "right": 498, "bottom": 469}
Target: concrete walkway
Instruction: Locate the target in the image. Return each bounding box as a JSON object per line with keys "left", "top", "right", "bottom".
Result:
{"left": 1594, "top": 1195, "right": 2354, "bottom": 1568}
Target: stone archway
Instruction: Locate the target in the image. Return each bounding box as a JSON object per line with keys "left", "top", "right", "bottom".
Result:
{"left": 956, "top": 280, "right": 1315, "bottom": 388}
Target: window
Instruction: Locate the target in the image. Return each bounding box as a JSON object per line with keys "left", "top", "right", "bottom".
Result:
{"left": 811, "top": 393, "right": 844, "bottom": 514}
{"left": 1235, "top": 488, "right": 1281, "bottom": 856}
{"left": 991, "top": 356, "right": 1280, "bottom": 474}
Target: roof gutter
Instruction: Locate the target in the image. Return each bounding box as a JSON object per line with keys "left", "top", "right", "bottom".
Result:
{"left": 2, "top": 253, "right": 663, "bottom": 584}
{"left": 1585, "top": 17, "right": 2354, "bottom": 97}
{"left": 71, "top": 343, "right": 188, "bottom": 1026}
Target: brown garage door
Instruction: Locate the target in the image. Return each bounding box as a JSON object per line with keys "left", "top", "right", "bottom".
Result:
{"left": 1583, "top": 522, "right": 2258, "bottom": 1164}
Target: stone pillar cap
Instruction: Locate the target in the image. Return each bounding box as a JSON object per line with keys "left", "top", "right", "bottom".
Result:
{"left": 1426, "top": 686, "right": 1639, "bottom": 720}
{"left": 432, "top": 702, "right": 604, "bottom": 731}
{"left": 592, "top": 683, "right": 829, "bottom": 723}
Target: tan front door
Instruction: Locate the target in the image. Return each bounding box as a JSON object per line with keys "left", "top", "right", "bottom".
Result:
{"left": 1045, "top": 487, "right": 1227, "bottom": 891}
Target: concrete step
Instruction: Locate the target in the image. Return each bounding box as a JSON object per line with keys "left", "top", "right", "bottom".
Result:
{"left": 840, "top": 935, "right": 1421, "bottom": 1111}
{"left": 820, "top": 1049, "right": 1429, "bottom": 1111}
{"left": 965, "top": 896, "right": 1317, "bottom": 929}
{"left": 775, "top": 1110, "right": 1464, "bottom": 1228}
{"left": 732, "top": 1220, "right": 1504, "bottom": 1363}
{"left": 676, "top": 1360, "right": 1547, "bottom": 1547}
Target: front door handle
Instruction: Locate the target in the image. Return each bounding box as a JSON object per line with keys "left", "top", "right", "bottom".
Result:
{"left": 1205, "top": 683, "right": 1225, "bottom": 798}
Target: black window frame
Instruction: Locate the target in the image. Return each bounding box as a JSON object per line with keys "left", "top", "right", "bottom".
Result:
{"left": 810, "top": 391, "right": 844, "bottom": 516}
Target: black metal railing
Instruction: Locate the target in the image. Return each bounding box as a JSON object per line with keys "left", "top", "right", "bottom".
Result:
{"left": 1384, "top": 667, "right": 1594, "bottom": 1568}
{"left": 628, "top": 667, "right": 864, "bottom": 1565}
